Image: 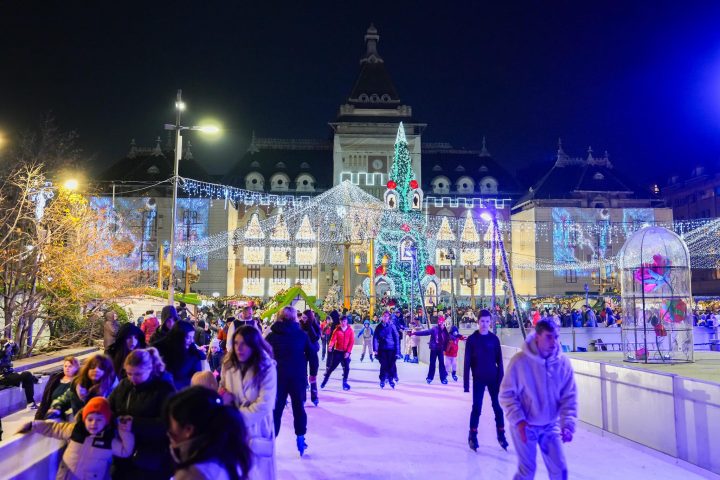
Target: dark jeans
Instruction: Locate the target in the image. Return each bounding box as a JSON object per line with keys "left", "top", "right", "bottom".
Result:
{"left": 324, "top": 350, "right": 350, "bottom": 382}
{"left": 427, "top": 350, "right": 447, "bottom": 381}
{"left": 306, "top": 350, "right": 319, "bottom": 378}
{"left": 412, "top": 346, "right": 418, "bottom": 357}
{"left": 0, "top": 371, "right": 35, "bottom": 403}
{"left": 274, "top": 378, "right": 307, "bottom": 437}
{"left": 377, "top": 350, "right": 397, "bottom": 382}
{"left": 469, "top": 379, "right": 504, "bottom": 430}
{"left": 321, "top": 335, "right": 329, "bottom": 360}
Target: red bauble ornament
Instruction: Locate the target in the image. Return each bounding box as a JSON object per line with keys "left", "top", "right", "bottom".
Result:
{"left": 375, "top": 266, "right": 384, "bottom": 275}
{"left": 410, "top": 179, "right": 419, "bottom": 189}
{"left": 401, "top": 223, "right": 411, "bottom": 232}
{"left": 425, "top": 265, "right": 436, "bottom": 275}
{"left": 387, "top": 180, "right": 397, "bottom": 190}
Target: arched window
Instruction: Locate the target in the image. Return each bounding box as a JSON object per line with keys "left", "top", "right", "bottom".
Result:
{"left": 295, "top": 173, "right": 316, "bottom": 192}
{"left": 245, "top": 172, "right": 265, "bottom": 191}
{"left": 479, "top": 176, "right": 498, "bottom": 194}
{"left": 270, "top": 173, "right": 290, "bottom": 192}
{"left": 431, "top": 176, "right": 451, "bottom": 194}
{"left": 456, "top": 176, "right": 475, "bottom": 194}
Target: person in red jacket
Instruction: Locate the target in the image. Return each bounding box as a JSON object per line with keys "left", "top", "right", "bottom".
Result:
{"left": 444, "top": 325, "right": 465, "bottom": 382}
{"left": 321, "top": 316, "right": 354, "bottom": 391}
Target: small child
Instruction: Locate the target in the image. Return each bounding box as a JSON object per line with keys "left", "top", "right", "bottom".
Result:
{"left": 357, "top": 320, "right": 374, "bottom": 362}
{"left": 191, "top": 370, "right": 219, "bottom": 391}
{"left": 444, "top": 325, "right": 466, "bottom": 382}
{"left": 20, "top": 396, "right": 134, "bottom": 480}
{"left": 208, "top": 338, "right": 224, "bottom": 378}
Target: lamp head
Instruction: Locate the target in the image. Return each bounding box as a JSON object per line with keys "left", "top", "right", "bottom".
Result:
{"left": 354, "top": 254, "right": 361, "bottom": 267}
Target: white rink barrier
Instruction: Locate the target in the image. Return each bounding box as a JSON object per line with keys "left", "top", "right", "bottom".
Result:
{"left": 0, "top": 431, "right": 63, "bottom": 480}
{"left": 414, "top": 334, "right": 720, "bottom": 475}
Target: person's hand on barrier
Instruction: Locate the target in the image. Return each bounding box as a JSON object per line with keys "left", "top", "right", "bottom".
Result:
{"left": 561, "top": 427, "right": 573, "bottom": 443}
{"left": 373, "top": 352, "right": 378, "bottom": 357}
{"left": 517, "top": 420, "right": 528, "bottom": 444}
{"left": 17, "top": 422, "right": 32, "bottom": 434}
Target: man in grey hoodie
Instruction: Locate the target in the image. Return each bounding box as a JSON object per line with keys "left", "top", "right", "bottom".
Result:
{"left": 499, "top": 319, "right": 577, "bottom": 480}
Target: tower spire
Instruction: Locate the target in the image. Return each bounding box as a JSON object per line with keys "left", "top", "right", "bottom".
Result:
{"left": 395, "top": 121, "right": 407, "bottom": 144}
{"left": 361, "top": 23, "right": 383, "bottom": 64}
{"left": 480, "top": 136, "right": 490, "bottom": 156}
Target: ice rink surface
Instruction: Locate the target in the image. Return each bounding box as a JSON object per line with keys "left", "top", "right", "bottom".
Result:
{"left": 275, "top": 345, "right": 719, "bottom": 480}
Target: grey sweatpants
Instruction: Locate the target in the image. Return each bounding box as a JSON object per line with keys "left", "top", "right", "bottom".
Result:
{"left": 361, "top": 338, "right": 372, "bottom": 356}
{"left": 509, "top": 423, "right": 568, "bottom": 480}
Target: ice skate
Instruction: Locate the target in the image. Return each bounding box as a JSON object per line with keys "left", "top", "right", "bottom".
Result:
{"left": 393, "top": 376, "right": 399, "bottom": 383}
{"left": 389, "top": 380, "right": 395, "bottom": 389}
{"left": 320, "top": 376, "right": 328, "bottom": 389}
{"left": 441, "top": 378, "right": 448, "bottom": 385}
{"left": 342, "top": 381, "right": 351, "bottom": 391}
{"left": 452, "top": 372, "right": 458, "bottom": 382}
{"left": 403, "top": 354, "right": 409, "bottom": 362}
{"left": 296, "top": 435, "right": 308, "bottom": 457}
{"left": 411, "top": 357, "right": 419, "bottom": 363}
{"left": 380, "top": 380, "right": 385, "bottom": 389}
{"left": 360, "top": 353, "right": 365, "bottom": 362}
{"left": 370, "top": 354, "right": 374, "bottom": 362}
{"left": 468, "top": 430, "right": 479, "bottom": 452}
{"left": 310, "top": 383, "right": 319, "bottom": 406}
{"left": 497, "top": 428, "right": 509, "bottom": 450}
{"left": 426, "top": 378, "right": 432, "bottom": 384}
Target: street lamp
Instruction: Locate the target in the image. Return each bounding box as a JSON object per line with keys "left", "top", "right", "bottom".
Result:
{"left": 440, "top": 248, "right": 456, "bottom": 323}
{"left": 62, "top": 179, "right": 79, "bottom": 191}
{"left": 353, "top": 240, "right": 384, "bottom": 318}
{"left": 460, "top": 263, "right": 480, "bottom": 309}
{"left": 163, "top": 89, "right": 220, "bottom": 305}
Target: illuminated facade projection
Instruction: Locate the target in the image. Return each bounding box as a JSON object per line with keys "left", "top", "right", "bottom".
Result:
{"left": 512, "top": 143, "right": 672, "bottom": 297}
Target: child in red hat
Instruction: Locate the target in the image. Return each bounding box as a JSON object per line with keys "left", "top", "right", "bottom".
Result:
{"left": 19, "top": 396, "right": 134, "bottom": 480}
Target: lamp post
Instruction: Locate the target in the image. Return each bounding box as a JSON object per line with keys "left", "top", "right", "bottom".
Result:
{"left": 460, "top": 263, "right": 480, "bottom": 310}
{"left": 163, "top": 89, "right": 219, "bottom": 306}
{"left": 441, "top": 248, "right": 456, "bottom": 323}
{"left": 353, "top": 239, "right": 387, "bottom": 318}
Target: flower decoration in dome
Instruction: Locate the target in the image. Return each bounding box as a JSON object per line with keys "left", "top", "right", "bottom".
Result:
{"left": 660, "top": 298, "right": 687, "bottom": 323}
{"left": 425, "top": 265, "right": 436, "bottom": 275}
{"left": 410, "top": 179, "right": 419, "bottom": 189}
{"left": 401, "top": 223, "right": 410, "bottom": 233}
{"left": 633, "top": 254, "right": 671, "bottom": 293}
{"left": 387, "top": 180, "right": 397, "bottom": 190}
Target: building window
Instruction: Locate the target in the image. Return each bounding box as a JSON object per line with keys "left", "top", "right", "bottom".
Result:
{"left": 247, "top": 265, "right": 261, "bottom": 279}
{"left": 272, "top": 266, "right": 287, "bottom": 280}
{"left": 565, "top": 270, "right": 577, "bottom": 284}
{"left": 439, "top": 265, "right": 451, "bottom": 279}
{"left": 299, "top": 265, "right": 313, "bottom": 280}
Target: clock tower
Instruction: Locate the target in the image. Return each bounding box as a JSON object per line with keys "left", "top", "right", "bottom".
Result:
{"left": 330, "top": 24, "right": 426, "bottom": 198}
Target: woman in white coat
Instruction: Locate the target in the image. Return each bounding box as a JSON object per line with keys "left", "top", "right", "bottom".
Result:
{"left": 220, "top": 325, "right": 278, "bottom": 480}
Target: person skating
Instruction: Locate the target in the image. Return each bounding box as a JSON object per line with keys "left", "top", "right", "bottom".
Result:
{"left": 300, "top": 309, "right": 321, "bottom": 406}
{"left": 499, "top": 319, "right": 577, "bottom": 479}
{"left": 445, "top": 325, "right": 465, "bottom": 382}
{"left": 408, "top": 315, "right": 450, "bottom": 384}
{"left": 372, "top": 312, "right": 400, "bottom": 388}
{"left": 321, "top": 316, "right": 354, "bottom": 391}
{"left": 464, "top": 309, "right": 507, "bottom": 452}
{"left": 264, "top": 307, "right": 313, "bottom": 457}
{"left": 357, "top": 320, "right": 374, "bottom": 362}
{"left": 404, "top": 319, "right": 421, "bottom": 363}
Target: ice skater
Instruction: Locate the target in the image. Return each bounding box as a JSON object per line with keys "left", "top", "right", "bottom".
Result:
{"left": 408, "top": 315, "right": 450, "bottom": 384}
{"left": 464, "top": 309, "right": 507, "bottom": 451}
{"left": 373, "top": 312, "right": 400, "bottom": 388}
{"left": 499, "top": 319, "right": 577, "bottom": 479}
{"left": 404, "top": 319, "right": 421, "bottom": 363}
{"left": 300, "top": 310, "right": 321, "bottom": 406}
{"left": 357, "top": 320, "right": 374, "bottom": 362}
{"left": 321, "top": 316, "right": 354, "bottom": 391}
{"left": 444, "top": 325, "right": 465, "bottom": 382}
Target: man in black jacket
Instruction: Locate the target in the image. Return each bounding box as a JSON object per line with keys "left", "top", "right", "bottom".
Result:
{"left": 373, "top": 312, "right": 400, "bottom": 389}
{"left": 463, "top": 309, "right": 507, "bottom": 451}
{"left": 409, "top": 316, "right": 450, "bottom": 384}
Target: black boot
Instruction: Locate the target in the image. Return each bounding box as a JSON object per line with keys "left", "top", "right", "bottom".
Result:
{"left": 320, "top": 376, "right": 328, "bottom": 389}
{"left": 342, "top": 381, "right": 351, "bottom": 391}
{"left": 310, "top": 383, "right": 319, "bottom": 406}
{"left": 360, "top": 353, "right": 365, "bottom": 362}
{"left": 370, "top": 354, "right": 374, "bottom": 362}
{"left": 296, "top": 435, "right": 308, "bottom": 456}
{"left": 468, "top": 429, "right": 479, "bottom": 451}
{"left": 497, "top": 427, "right": 509, "bottom": 450}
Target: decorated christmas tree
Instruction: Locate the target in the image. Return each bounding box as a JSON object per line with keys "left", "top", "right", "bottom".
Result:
{"left": 350, "top": 285, "right": 370, "bottom": 317}
{"left": 374, "top": 123, "right": 433, "bottom": 306}
{"left": 322, "top": 283, "right": 342, "bottom": 312}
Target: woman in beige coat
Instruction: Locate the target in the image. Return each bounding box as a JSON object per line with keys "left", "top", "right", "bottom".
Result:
{"left": 220, "top": 325, "right": 277, "bottom": 480}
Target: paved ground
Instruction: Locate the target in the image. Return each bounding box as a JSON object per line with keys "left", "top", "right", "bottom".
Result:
{"left": 275, "top": 345, "right": 718, "bottom": 480}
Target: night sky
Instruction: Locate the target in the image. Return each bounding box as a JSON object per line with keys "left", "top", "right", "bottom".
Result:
{"left": 3, "top": 1, "right": 720, "bottom": 186}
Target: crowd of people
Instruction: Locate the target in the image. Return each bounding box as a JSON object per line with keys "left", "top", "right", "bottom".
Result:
{"left": 3, "top": 300, "right": 580, "bottom": 480}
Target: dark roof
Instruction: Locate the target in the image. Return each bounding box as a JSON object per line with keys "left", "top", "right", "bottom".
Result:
{"left": 516, "top": 148, "right": 651, "bottom": 205}
{"left": 223, "top": 137, "right": 334, "bottom": 190}
{"left": 347, "top": 61, "right": 401, "bottom": 108}
{"left": 420, "top": 145, "right": 521, "bottom": 195}
{"left": 98, "top": 139, "right": 210, "bottom": 183}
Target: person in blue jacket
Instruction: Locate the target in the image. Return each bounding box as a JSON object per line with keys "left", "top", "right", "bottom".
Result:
{"left": 357, "top": 320, "right": 374, "bottom": 362}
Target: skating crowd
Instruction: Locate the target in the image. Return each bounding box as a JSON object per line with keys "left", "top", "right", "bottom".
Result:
{"left": 10, "top": 301, "right": 577, "bottom": 480}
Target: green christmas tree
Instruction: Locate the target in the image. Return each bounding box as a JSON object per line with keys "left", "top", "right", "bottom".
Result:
{"left": 375, "top": 123, "right": 432, "bottom": 306}
{"left": 351, "top": 285, "right": 370, "bottom": 317}
{"left": 322, "top": 283, "right": 342, "bottom": 312}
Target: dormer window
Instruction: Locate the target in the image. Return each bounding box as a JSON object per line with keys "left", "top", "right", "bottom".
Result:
{"left": 147, "top": 165, "right": 160, "bottom": 174}
{"left": 275, "top": 162, "right": 286, "bottom": 169}
{"left": 456, "top": 176, "right": 475, "bottom": 194}
{"left": 593, "top": 172, "right": 604, "bottom": 180}
{"left": 245, "top": 172, "right": 265, "bottom": 191}
{"left": 295, "top": 173, "right": 316, "bottom": 192}
{"left": 455, "top": 165, "right": 466, "bottom": 172}
{"left": 479, "top": 176, "right": 498, "bottom": 194}
{"left": 270, "top": 173, "right": 290, "bottom": 192}
{"left": 431, "top": 176, "right": 450, "bottom": 195}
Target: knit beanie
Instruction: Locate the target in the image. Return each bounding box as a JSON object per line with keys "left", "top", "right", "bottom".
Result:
{"left": 82, "top": 396, "right": 112, "bottom": 424}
